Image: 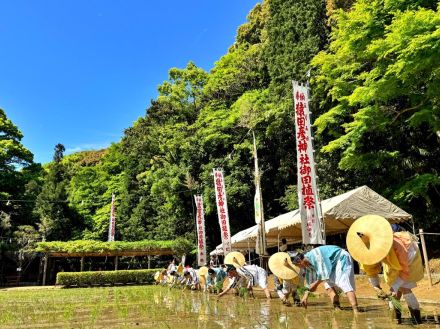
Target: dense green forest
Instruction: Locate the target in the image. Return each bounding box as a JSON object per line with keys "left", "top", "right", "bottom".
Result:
{"left": 1, "top": 0, "right": 439, "bottom": 256}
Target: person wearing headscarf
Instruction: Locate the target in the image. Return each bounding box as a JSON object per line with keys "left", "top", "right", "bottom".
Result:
{"left": 217, "top": 264, "right": 271, "bottom": 299}
{"left": 206, "top": 267, "right": 227, "bottom": 293}
{"left": 290, "top": 245, "right": 359, "bottom": 314}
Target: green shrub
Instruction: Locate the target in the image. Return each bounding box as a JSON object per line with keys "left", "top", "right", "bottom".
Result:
{"left": 56, "top": 269, "right": 159, "bottom": 287}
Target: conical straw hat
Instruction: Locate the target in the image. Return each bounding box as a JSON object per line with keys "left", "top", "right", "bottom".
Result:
{"left": 268, "top": 252, "right": 300, "bottom": 280}
{"left": 224, "top": 251, "right": 245, "bottom": 268}
{"left": 346, "top": 214, "right": 393, "bottom": 265}
{"left": 198, "top": 266, "right": 209, "bottom": 277}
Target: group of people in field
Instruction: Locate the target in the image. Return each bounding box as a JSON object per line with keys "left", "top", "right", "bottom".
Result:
{"left": 154, "top": 215, "right": 424, "bottom": 325}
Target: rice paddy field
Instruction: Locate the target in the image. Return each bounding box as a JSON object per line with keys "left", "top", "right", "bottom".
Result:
{"left": 0, "top": 285, "right": 439, "bottom": 328}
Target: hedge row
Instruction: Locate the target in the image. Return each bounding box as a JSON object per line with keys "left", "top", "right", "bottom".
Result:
{"left": 56, "top": 269, "right": 159, "bottom": 287}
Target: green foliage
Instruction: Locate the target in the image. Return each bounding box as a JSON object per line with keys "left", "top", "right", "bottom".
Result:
{"left": 14, "top": 225, "right": 40, "bottom": 251}
{"left": 66, "top": 144, "right": 125, "bottom": 240}
{"left": 0, "top": 108, "right": 33, "bottom": 171}
{"left": 56, "top": 269, "right": 158, "bottom": 287}
{"left": 33, "top": 144, "right": 83, "bottom": 241}
{"left": 394, "top": 174, "right": 440, "bottom": 204}
{"left": 35, "top": 238, "right": 194, "bottom": 256}
{"left": 312, "top": 0, "right": 440, "bottom": 230}
{"left": 265, "top": 0, "right": 328, "bottom": 97}
{"left": 0, "top": 108, "right": 35, "bottom": 232}
{"left": 6, "top": 0, "right": 439, "bottom": 257}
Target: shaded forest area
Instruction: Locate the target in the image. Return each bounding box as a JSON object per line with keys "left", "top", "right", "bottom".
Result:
{"left": 1, "top": 0, "right": 439, "bottom": 261}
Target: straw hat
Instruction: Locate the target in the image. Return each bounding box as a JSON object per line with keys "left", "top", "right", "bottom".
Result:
{"left": 198, "top": 266, "right": 209, "bottom": 277}
{"left": 224, "top": 251, "right": 246, "bottom": 268}
{"left": 268, "top": 252, "right": 300, "bottom": 280}
{"left": 346, "top": 214, "right": 393, "bottom": 265}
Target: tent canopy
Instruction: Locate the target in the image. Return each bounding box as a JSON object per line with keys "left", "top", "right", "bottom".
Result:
{"left": 211, "top": 186, "right": 412, "bottom": 255}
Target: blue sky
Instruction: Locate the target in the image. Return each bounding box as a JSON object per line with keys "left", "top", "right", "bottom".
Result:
{"left": 0, "top": 1, "right": 259, "bottom": 164}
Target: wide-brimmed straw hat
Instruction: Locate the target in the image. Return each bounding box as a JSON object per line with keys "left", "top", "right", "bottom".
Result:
{"left": 268, "top": 252, "right": 300, "bottom": 280}
{"left": 224, "top": 251, "right": 245, "bottom": 268}
{"left": 346, "top": 214, "right": 393, "bottom": 265}
{"left": 198, "top": 266, "right": 209, "bottom": 277}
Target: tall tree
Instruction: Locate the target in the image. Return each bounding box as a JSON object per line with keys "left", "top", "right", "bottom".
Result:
{"left": 0, "top": 108, "right": 33, "bottom": 198}
{"left": 312, "top": 0, "right": 440, "bottom": 230}
{"left": 34, "top": 144, "right": 82, "bottom": 240}
{"left": 0, "top": 108, "right": 35, "bottom": 231}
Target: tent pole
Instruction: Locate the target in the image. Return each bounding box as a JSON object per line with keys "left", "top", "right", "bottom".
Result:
{"left": 278, "top": 232, "right": 280, "bottom": 251}
{"left": 247, "top": 240, "right": 251, "bottom": 264}
{"left": 419, "top": 229, "right": 433, "bottom": 287}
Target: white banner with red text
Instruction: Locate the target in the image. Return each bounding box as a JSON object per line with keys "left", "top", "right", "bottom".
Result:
{"left": 108, "top": 193, "right": 116, "bottom": 242}
{"left": 293, "top": 81, "right": 325, "bottom": 245}
{"left": 194, "top": 195, "right": 207, "bottom": 266}
{"left": 213, "top": 169, "right": 232, "bottom": 255}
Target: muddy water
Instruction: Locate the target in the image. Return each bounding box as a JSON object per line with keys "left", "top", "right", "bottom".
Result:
{"left": 152, "top": 289, "right": 439, "bottom": 329}
{"left": 0, "top": 286, "right": 439, "bottom": 328}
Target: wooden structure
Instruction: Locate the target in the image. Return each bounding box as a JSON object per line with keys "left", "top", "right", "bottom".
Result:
{"left": 36, "top": 239, "right": 193, "bottom": 285}
{"left": 41, "top": 249, "right": 176, "bottom": 285}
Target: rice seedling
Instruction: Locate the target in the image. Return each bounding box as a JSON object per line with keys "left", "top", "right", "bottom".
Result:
{"left": 388, "top": 296, "right": 403, "bottom": 312}
{"left": 0, "top": 284, "right": 422, "bottom": 328}
{"left": 62, "top": 304, "right": 75, "bottom": 323}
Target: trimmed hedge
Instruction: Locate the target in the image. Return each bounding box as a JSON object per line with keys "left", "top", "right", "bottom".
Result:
{"left": 56, "top": 269, "right": 159, "bottom": 287}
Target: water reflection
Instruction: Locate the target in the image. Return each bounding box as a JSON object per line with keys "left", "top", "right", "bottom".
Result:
{"left": 149, "top": 288, "right": 438, "bottom": 328}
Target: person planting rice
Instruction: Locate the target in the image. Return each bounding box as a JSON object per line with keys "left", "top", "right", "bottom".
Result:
{"left": 347, "top": 215, "right": 424, "bottom": 324}
{"left": 168, "top": 270, "right": 185, "bottom": 288}
{"left": 269, "top": 252, "right": 302, "bottom": 306}
{"left": 273, "top": 275, "right": 300, "bottom": 306}
{"left": 290, "top": 245, "right": 359, "bottom": 314}
{"left": 183, "top": 267, "right": 201, "bottom": 290}
{"left": 216, "top": 251, "right": 271, "bottom": 299}
{"left": 198, "top": 266, "right": 209, "bottom": 292}
{"left": 217, "top": 264, "right": 272, "bottom": 299}
{"left": 154, "top": 269, "right": 168, "bottom": 285}
{"left": 206, "top": 267, "right": 227, "bottom": 293}
{"left": 167, "top": 259, "right": 178, "bottom": 274}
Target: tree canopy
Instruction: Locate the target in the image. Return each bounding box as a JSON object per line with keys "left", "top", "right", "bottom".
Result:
{"left": 2, "top": 0, "right": 439, "bottom": 257}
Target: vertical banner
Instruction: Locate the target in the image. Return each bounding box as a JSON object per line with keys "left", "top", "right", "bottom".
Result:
{"left": 213, "top": 169, "right": 232, "bottom": 255}
{"left": 292, "top": 81, "right": 325, "bottom": 245}
{"left": 253, "top": 131, "right": 267, "bottom": 256}
{"left": 194, "top": 195, "right": 207, "bottom": 266}
{"left": 108, "top": 193, "right": 116, "bottom": 242}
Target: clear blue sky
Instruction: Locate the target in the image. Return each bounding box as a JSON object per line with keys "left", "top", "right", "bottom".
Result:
{"left": 0, "top": 1, "right": 258, "bottom": 164}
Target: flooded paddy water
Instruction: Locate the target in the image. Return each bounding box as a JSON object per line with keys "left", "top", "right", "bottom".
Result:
{"left": 0, "top": 285, "right": 438, "bottom": 328}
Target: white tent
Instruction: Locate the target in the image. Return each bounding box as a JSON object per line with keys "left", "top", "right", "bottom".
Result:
{"left": 211, "top": 185, "right": 412, "bottom": 254}
{"left": 210, "top": 226, "right": 256, "bottom": 255}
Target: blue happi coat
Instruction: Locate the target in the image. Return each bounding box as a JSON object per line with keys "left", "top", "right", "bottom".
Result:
{"left": 303, "top": 245, "right": 350, "bottom": 286}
